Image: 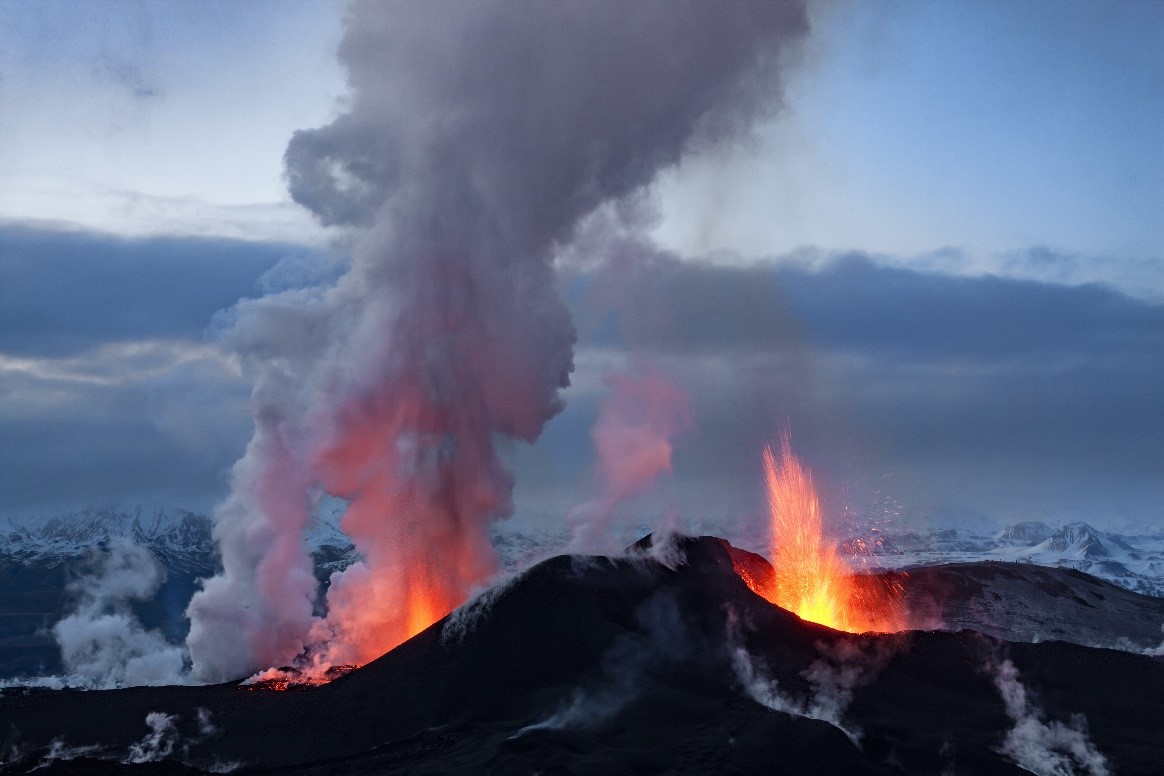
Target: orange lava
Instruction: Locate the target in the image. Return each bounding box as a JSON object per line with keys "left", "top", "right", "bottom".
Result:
{"left": 240, "top": 664, "right": 358, "bottom": 691}
{"left": 740, "top": 432, "right": 908, "bottom": 633}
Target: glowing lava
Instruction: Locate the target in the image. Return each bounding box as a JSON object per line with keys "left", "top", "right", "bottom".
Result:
{"left": 739, "top": 433, "right": 908, "bottom": 633}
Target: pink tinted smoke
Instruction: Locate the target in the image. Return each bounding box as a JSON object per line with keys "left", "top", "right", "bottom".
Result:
{"left": 595, "top": 369, "right": 691, "bottom": 501}
{"left": 569, "top": 366, "right": 692, "bottom": 548}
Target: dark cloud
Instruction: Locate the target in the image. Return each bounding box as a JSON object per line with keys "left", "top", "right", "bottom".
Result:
{"left": 567, "top": 251, "right": 1164, "bottom": 362}
{"left": 0, "top": 225, "right": 331, "bottom": 515}
{"left": 0, "top": 224, "right": 323, "bottom": 356}
{"left": 545, "top": 254, "right": 1164, "bottom": 526}
{"left": 777, "top": 254, "right": 1164, "bottom": 362}
{"left": 2, "top": 223, "right": 1158, "bottom": 526}
{"left": 0, "top": 361, "right": 250, "bottom": 515}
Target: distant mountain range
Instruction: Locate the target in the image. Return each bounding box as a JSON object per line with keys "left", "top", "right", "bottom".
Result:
{"left": 847, "top": 520, "right": 1164, "bottom": 598}
{"left": 0, "top": 508, "right": 1160, "bottom": 681}
{"left": 0, "top": 507, "right": 218, "bottom": 575}
{"left": 4, "top": 509, "right": 1161, "bottom": 595}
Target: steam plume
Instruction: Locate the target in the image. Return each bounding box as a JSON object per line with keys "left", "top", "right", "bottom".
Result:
{"left": 990, "top": 659, "right": 1109, "bottom": 776}
{"left": 568, "top": 364, "right": 692, "bottom": 550}
{"left": 732, "top": 637, "right": 895, "bottom": 744}
{"left": 124, "top": 712, "right": 179, "bottom": 764}
{"left": 187, "top": 0, "right": 810, "bottom": 681}
{"left": 53, "top": 538, "right": 188, "bottom": 688}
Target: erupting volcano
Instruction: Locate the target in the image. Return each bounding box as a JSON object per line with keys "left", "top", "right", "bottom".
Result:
{"left": 735, "top": 433, "right": 909, "bottom": 634}
{"left": 2, "top": 2, "right": 1159, "bottom": 774}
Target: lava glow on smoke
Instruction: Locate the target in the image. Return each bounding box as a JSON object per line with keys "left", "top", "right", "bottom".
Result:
{"left": 736, "top": 433, "right": 909, "bottom": 633}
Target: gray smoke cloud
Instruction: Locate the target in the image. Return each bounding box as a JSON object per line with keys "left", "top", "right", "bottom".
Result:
{"left": 186, "top": 0, "right": 810, "bottom": 682}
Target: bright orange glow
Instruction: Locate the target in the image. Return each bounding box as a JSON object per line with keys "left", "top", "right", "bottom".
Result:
{"left": 240, "top": 664, "right": 357, "bottom": 691}
{"left": 739, "top": 432, "right": 908, "bottom": 633}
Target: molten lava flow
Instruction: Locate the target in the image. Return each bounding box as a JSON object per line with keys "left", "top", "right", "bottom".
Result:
{"left": 738, "top": 433, "right": 908, "bottom": 633}
{"left": 240, "top": 664, "right": 357, "bottom": 692}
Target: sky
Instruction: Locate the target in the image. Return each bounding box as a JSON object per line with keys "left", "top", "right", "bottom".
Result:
{"left": 0, "top": 0, "right": 1160, "bottom": 530}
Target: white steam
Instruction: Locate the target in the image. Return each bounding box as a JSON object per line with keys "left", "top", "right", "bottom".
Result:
{"left": 732, "top": 637, "right": 895, "bottom": 744}
{"left": 196, "top": 707, "right": 218, "bottom": 737}
{"left": 51, "top": 537, "right": 188, "bottom": 688}
{"left": 124, "top": 712, "right": 179, "bottom": 764}
{"left": 990, "top": 659, "right": 1109, "bottom": 776}
{"left": 34, "top": 738, "right": 100, "bottom": 769}
{"left": 1142, "top": 624, "right": 1164, "bottom": 656}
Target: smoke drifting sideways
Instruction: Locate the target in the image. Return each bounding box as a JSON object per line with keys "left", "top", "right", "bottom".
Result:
{"left": 183, "top": 0, "right": 810, "bottom": 682}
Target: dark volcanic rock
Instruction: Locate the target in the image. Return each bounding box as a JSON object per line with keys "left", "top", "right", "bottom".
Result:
{"left": 1, "top": 535, "right": 1162, "bottom": 775}
{"left": 882, "top": 560, "right": 1164, "bottom": 650}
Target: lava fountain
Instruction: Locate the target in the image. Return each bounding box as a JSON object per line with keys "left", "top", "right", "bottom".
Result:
{"left": 736, "top": 432, "right": 908, "bottom": 633}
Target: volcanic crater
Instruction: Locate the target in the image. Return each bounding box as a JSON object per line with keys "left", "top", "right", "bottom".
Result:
{"left": 2, "top": 534, "right": 1162, "bottom": 775}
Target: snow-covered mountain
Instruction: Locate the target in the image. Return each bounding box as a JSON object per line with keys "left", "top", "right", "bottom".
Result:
{"left": 4, "top": 508, "right": 1159, "bottom": 598}
{"left": 994, "top": 520, "right": 1053, "bottom": 546}
{"left": 0, "top": 507, "right": 218, "bottom": 574}
{"left": 857, "top": 520, "right": 1164, "bottom": 597}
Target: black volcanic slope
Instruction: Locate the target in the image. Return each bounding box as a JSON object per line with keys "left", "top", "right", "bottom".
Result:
{"left": 1, "top": 536, "right": 1162, "bottom": 774}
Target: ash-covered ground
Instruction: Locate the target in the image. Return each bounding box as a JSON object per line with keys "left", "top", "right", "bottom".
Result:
{"left": 1, "top": 535, "right": 1161, "bottom": 775}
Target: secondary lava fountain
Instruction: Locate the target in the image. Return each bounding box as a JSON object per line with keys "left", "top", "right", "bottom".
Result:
{"left": 737, "top": 433, "right": 908, "bottom": 633}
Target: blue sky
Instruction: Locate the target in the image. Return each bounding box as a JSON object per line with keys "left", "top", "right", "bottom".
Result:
{"left": 0, "top": 0, "right": 1160, "bottom": 527}
{"left": 654, "top": 0, "right": 1164, "bottom": 296}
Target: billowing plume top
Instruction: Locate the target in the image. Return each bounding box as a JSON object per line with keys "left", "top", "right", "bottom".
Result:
{"left": 286, "top": 0, "right": 810, "bottom": 243}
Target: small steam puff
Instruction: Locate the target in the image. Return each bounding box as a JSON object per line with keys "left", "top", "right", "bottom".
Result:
{"left": 989, "top": 659, "right": 1110, "bottom": 776}
{"left": 53, "top": 537, "right": 188, "bottom": 688}
{"left": 732, "top": 638, "right": 894, "bottom": 744}
{"left": 567, "top": 365, "right": 692, "bottom": 552}
{"left": 35, "top": 738, "right": 100, "bottom": 768}
{"left": 1142, "top": 624, "right": 1164, "bottom": 656}
{"left": 122, "top": 709, "right": 224, "bottom": 768}
{"left": 124, "top": 712, "right": 179, "bottom": 764}
{"left": 187, "top": 0, "right": 811, "bottom": 682}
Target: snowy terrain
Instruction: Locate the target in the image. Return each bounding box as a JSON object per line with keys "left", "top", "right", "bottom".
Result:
{"left": 0, "top": 507, "right": 1160, "bottom": 681}
{"left": 2, "top": 508, "right": 1162, "bottom": 597}
{"left": 2, "top": 508, "right": 1162, "bottom": 598}
{"left": 844, "top": 520, "right": 1164, "bottom": 598}
{"left": 0, "top": 507, "right": 218, "bottom": 574}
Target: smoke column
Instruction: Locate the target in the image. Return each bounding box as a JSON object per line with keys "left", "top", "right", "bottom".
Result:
{"left": 187, "top": 0, "right": 810, "bottom": 682}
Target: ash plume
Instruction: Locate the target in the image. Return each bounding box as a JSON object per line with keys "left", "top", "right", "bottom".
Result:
{"left": 187, "top": 0, "right": 810, "bottom": 681}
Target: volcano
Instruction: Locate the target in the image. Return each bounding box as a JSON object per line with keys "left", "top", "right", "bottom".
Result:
{"left": 1, "top": 535, "right": 1162, "bottom": 775}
